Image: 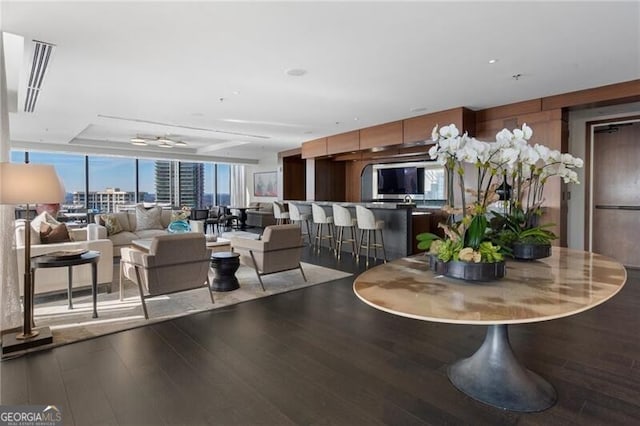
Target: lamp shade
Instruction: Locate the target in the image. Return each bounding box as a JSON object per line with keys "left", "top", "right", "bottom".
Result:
{"left": 0, "top": 163, "right": 65, "bottom": 204}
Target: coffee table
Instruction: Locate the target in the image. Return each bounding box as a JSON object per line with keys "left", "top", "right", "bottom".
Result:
{"left": 353, "top": 248, "right": 627, "bottom": 412}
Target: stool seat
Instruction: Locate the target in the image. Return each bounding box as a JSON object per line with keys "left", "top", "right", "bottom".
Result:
{"left": 332, "top": 204, "right": 358, "bottom": 259}
{"left": 355, "top": 205, "right": 387, "bottom": 266}
{"left": 289, "top": 203, "right": 313, "bottom": 245}
{"left": 312, "top": 203, "right": 335, "bottom": 252}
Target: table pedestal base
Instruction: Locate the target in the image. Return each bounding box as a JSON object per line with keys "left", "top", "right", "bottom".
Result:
{"left": 447, "top": 324, "right": 556, "bottom": 412}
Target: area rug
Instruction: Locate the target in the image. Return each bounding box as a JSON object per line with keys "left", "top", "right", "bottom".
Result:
{"left": 30, "top": 262, "right": 351, "bottom": 350}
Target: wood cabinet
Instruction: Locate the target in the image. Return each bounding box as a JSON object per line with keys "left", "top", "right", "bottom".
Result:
{"left": 301, "top": 138, "right": 327, "bottom": 159}
{"left": 359, "top": 121, "right": 403, "bottom": 150}
{"left": 327, "top": 131, "right": 359, "bottom": 155}
{"left": 403, "top": 107, "right": 476, "bottom": 144}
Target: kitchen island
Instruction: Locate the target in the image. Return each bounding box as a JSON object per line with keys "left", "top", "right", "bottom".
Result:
{"left": 288, "top": 201, "right": 446, "bottom": 259}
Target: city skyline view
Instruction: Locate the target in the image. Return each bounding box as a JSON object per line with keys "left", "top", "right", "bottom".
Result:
{"left": 10, "top": 151, "right": 230, "bottom": 195}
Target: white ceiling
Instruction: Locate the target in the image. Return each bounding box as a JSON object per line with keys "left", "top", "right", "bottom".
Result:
{"left": 1, "top": 1, "right": 639, "bottom": 164}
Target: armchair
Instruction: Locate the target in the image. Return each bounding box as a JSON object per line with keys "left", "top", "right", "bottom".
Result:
{"left": 231, "top": 224, "right": 306, "bottom": 290}
{"left": 119, "top": 233, "right": 214, "bottom": 319}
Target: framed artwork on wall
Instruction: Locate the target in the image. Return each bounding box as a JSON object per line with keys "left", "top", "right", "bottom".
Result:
{"left": 254, "top": 171, "right": 277, "bottom": 197}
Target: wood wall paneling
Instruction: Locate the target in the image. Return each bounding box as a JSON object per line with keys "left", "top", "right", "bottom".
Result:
{"left": 403, "top": 107, "right": 473, "bottom": 144}
{"left": 283, "top": 155, "right": 306, "bottom": 200}
{"left": 278, "top": 147, "right": 302, "bottom": 159}
{"left": 475, "top": 99, "right": 542, "bottom": 123}
{"left": 314, "top": 159, "right": 346, "bottom": 201}
{"left": 327, "top": 131, "right": 360, "bottom": 155}
{"left": 542, "top": 79, "right": 640, "bottom": 111}
{"left": 301, "top": 138, "right": 327, "bottom": 159}
{"left": 359, "top": 121, "right": 403, "bottom": 150}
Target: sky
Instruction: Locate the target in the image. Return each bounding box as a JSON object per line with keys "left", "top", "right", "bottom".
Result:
{"left": 10, "top": 151, "right": 229, "bottom": 193}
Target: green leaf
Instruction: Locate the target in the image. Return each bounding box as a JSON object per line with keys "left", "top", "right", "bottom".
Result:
{"left": 465, "top": 214, "right": 487, "bottom": 250}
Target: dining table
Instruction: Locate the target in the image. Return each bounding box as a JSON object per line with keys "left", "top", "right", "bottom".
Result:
{"left": 353, "top": 248, "right": 627, "bottom": 412}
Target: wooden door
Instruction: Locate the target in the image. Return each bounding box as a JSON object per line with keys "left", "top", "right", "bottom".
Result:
{"left": 592, "top": 121, "right": 640, "bottom": 268}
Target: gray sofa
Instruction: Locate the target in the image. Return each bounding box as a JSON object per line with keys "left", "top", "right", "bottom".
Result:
{"left": 246, "top": 202, "right": 277, "bottom": 228}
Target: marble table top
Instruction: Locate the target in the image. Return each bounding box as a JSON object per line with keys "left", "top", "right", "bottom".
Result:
{"left": 353, "top": 248, "right": 627, "bottom": 325}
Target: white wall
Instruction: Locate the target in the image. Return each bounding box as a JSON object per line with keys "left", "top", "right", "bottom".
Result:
{"left": 245, "top": 155, "right": 280, "bottom": 203}
{"left": 567, "top": 102, "right": 640, "bottom": 249}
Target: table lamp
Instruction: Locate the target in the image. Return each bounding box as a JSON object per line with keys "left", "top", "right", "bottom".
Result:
{"left": 0, "top": 162, "right": 65, "bottom": 354}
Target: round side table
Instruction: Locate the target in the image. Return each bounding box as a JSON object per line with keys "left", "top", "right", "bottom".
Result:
{"left": 210, "top": 252, "right": 240, "bottom": 291}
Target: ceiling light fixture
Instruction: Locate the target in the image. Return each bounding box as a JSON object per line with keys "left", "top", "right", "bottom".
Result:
{"left": 285, "top": 68, "right": 307, "bottom": 77}
{"left": 129, "top": 136, "right": 188, "bottom": 148}
{"left": 488, "top": 59, "right": 498, "bottom": 64}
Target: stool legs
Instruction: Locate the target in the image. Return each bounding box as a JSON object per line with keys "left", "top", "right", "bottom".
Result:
{"left": 357, "top": 228, "right": 387, "bottom": 267}
{"left": 334, "top": 225, "right": 357, "bottom": 259}
{"left": 314, "top": 223, "right": 334, "bottom": 253}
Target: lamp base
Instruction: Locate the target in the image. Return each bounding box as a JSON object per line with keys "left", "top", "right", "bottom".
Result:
{"left": 2, "top": 326, "right": 53, "bottom": 355}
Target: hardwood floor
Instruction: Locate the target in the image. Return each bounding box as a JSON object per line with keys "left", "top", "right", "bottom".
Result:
{"left": 2, "top": 247, "right": 640, "bottom": 425}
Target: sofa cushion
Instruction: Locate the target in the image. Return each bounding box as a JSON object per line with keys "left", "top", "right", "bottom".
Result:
{"left": 39, "top": 221, "right": 72, "bottom": 244}
{"left": 135, "top": 205, "right": 163, "bottom": 231}
{"left": 135, "top": 229, "right": 170, "bottom": 240}
{"left": 108, "top": 231, "right": 139, "bottom": 247}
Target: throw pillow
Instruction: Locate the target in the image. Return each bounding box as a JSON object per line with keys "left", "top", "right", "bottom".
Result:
{"left": 103, "top": 214, "right": 124, "bottom": 236}
{"left": 135, "top": 205, "right": 163, "bottom": 231}
{"left": 39, "top": 222, "right": 72, "bottom": 244}
{"left": 29, "top": 211, "right": 60, "bottom": 245}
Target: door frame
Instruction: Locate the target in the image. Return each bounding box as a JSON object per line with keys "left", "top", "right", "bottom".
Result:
{"left": 584, "top": 115, "right": 640, "bottom": 252}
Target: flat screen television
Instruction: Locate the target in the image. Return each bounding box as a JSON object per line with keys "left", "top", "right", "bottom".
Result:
{"left": 377, "top": 167, "right": 424, "bottom": 195}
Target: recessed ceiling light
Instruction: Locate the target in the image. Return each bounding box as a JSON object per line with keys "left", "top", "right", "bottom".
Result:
{"left": 410, "top": 107, "right": 427, "bottom": 113}
{"left": 285, "top": 68, "right": 307, "bottom": 77}
{"left": 512, "top": 73, "right": 522, "bottom": 80}
{"left": 174, "top": 140, "right": 187, "bottom": 146}
{"left": 303, "top": 131, "right": 313, "bottom": 135}
{"left": 158, "top": 142, "right": 172, "bottom": 148}
{"left": 131, "top": 140, "right": 147, "bottom": 146}
{"left": 232, "top": 91, "right": 240, "bottom": 95}
{"left": 354, "top": 117, "right": 359, "bottom": 121}
{"left": 488, "top": 59, "right": 498, "bottom": 64}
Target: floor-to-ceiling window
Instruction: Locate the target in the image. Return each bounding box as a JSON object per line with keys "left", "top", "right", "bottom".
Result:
{"left": 216, "top": 164, "right": 231, "bottom": 206}
{"left": 138, "top": 159, "right": 157, "bottom": 203}
{"left": 88, "top": 157, "right": 136, "bottom": 213}
{"left": 10, "top": 150, "right": 235, "bottom": 212}
{"left": 11, "top": 151, "right": 85, "bottom": 208}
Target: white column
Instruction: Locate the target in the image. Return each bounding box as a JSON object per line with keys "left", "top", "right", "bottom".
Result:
{"left": 0, "top": 31, "right": 23, "bottom": 332}
{"left": 230, "top": 164, "right": 246, "bottom": 207}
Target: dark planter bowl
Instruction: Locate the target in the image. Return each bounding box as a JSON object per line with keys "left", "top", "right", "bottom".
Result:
{"left": 431, "top": 258, "right": 505, "bottom": 282}
{"left": 512, "top": 242, "right": 551, "bottom": 260}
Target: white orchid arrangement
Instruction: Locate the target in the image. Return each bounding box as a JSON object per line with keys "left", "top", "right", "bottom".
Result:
{"left": 419, "top": 122, "right": 583, "bottom": 262}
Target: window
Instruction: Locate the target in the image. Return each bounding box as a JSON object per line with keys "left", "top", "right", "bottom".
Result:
{"left": 88, "top": 157, "right": 136, "bottom": 213}
{"left": 138, "top": 159, "right": 157, "bottom": 203}
{"left": 216, "top": 164, "right": 230, "bottom": 206}
{"left": 12, "top": 151, "right": 85, "bottom": 207}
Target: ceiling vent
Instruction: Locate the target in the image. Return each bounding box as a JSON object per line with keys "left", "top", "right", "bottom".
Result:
{"left": 24, "top": 40, "right": 55, "bottom": 113}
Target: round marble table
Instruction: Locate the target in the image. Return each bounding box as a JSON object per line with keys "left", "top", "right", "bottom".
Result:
{"left": 353, "top": 248, "right": 627, "bottom": 412}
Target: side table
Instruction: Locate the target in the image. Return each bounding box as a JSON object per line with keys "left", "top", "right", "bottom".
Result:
{"left": 32, "top": 251, "right": 101, "bottom": 318}
{"left": 210, "top": 251, "right": 240, "bottom": 291}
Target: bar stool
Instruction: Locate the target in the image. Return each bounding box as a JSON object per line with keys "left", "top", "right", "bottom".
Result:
{"left": 332, "top": 204, "right": 358, "bottom": 259}
{"left": 355, "top": 205, "right": 387, "bottom": 266}
{"left": 273, "top": 201, "right": 290, "bottom": 225}
{"left": 311, "top": 203, "right": 334, "bottom": 252}
{"left": 289, "top": 203, "right": 313, "bottom": 245}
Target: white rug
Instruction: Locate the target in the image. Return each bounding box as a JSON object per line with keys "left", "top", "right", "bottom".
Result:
{"left": 31, "top": 262, "right": 351, "bottom": 349}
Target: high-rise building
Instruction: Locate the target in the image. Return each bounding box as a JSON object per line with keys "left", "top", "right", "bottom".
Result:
{"left": 73, "top": 188, "right": 141, "bottom": 213}
{"left": 154, "top": 161, "right": 204, "bottom": 208}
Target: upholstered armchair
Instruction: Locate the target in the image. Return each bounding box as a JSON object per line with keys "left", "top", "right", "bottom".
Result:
{"left": 119, "top": 233, "right": 213, "bottom": 319}
{"left": 230, "top": 224, "right": 306, "bottom": 290}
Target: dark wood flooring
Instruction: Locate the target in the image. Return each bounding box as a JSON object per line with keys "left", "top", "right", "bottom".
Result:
{"left": 2, "top": 247, "right": 640, "bottom": 425}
